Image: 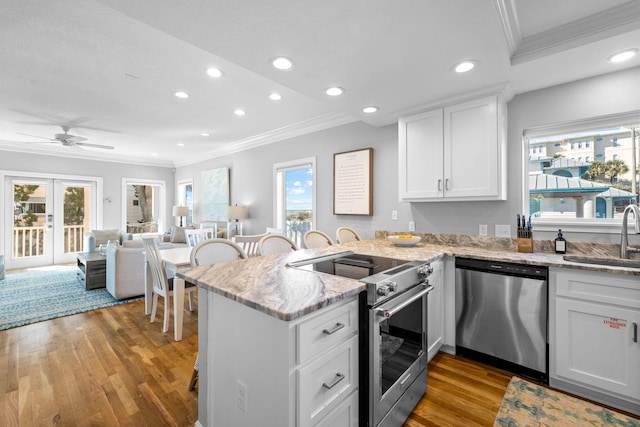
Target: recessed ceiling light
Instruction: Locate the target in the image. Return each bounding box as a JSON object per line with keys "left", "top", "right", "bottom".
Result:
{"left": 206, "top": 67, "right": 223, "bottom": 78}
{"left": 608, "top": 49, "right": 638, "bottom": 63}
{"left": 325, "top": 87, "right": 344, "bottom": 96}
{"left": 175, "top": 91, "right": 189, "bottom": 99}
{"left": 454, "top": 61, "right": 477, "bottom": 73}
{"left": 269, "top": 92, "right": 282, "bottom": 101}
{"left": 201, "top": 133, "right": 210, "bottom": 137}
{"left": 234, "top": 109, "right": 246, "bottom": 116}
{"left": 177, "top": 143, "right": 185, "bottom": 147}
{"left": 271, "top": 57, "right": 294, "bottom": 70}
{"left": 362, "top": 106, "right": 379, "bottom": 113}
{"left": 151, "top": 153, "right": 158, "bottom": 156}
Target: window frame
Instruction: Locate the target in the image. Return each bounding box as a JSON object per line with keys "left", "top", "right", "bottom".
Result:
{"left": 273, "top": 156, "right": 316, "bottom": 232}
{"left": 523, "top": 110, "right": 639, "bottom": 234}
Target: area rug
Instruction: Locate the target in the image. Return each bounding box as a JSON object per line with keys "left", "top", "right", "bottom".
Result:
{"left": 0, "top": 268, "right": 143, "bottom": 331}
{"left": 494, "top": 377, "right": 640, "bottom": 426}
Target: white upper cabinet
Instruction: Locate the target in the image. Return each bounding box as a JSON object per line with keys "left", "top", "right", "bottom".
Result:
{"left": 399, "top": 94, "right": 507, "bottom": 202}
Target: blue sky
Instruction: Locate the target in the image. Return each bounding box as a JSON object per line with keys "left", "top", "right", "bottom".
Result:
{"left": 286, "top": 167, "right": 312, "bottom": 211}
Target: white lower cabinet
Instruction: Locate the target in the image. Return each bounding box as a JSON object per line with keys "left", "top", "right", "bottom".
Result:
{"left": 551, "top": 268, "right": 640, "bottom": 414}
{"left": 427, "top": 259, "right": 444, "bottom": 362}
{"left": 199, "top": 291, "right": 359, "bottom": 427}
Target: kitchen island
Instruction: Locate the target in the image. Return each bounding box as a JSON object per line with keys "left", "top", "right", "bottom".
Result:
{"left": 179, "top": 234, "right": 640, "bottom": 426}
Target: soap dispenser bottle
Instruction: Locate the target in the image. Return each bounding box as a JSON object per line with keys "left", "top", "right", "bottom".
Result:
{"left": 555, "top": 229, "right": 566, "bottom": 254}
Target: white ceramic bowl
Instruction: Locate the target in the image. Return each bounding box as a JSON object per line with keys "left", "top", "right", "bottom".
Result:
{"left": 388, "top": 235, "right": 421, "bottom": 246}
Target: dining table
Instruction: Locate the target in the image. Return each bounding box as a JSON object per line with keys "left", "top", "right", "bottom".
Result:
{"left": 144, "top": 246, "right": 193, "bottom": 341}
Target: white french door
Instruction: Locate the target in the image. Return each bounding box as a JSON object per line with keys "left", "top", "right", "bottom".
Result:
{"left": 4, "top": 175, "right": 99, "bottom": 270}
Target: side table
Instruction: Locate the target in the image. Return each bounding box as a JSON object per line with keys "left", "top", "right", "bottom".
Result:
{"left": 77, "top": 252, "right": 107, "bottom": 290}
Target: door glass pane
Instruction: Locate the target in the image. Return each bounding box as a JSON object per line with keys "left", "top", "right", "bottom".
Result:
{"left": 63, "top": 185, "right": 90, "bottom": 253}
{"left": 282, "top": 167, "right": 312, "bottom": 247}
{"left": 379, "top": 297, "right": 424, "bottom": 396}
{"left": 126, "top": 184, "right": 159, "bottom": 234}
{"left": 13, "top": 183, "right": 47, "bottom": 258}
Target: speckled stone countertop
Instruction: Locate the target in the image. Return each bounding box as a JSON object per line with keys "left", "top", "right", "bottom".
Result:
{"left": 177, "top": 232, "right": 640, "bottom": 322}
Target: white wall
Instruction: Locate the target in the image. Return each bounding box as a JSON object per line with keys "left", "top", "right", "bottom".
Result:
{"left": 177, "top": 66, "right": 640, "bottom": 246}
{"left": 0, "top": 151, "right": 174, "bottom": 231}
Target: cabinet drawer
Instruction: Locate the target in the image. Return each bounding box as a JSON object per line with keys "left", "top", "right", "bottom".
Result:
{"left": 297, "top": 299, "right": 358, "bottom": 364}
{"left": 554, "top": 269, "right": 640, "bottom": 308}
{"left": 298, "top": 335, "right": 358, "bottom": 426}
{"left": 313, "top": 389, "right": 358, "bottom": 427}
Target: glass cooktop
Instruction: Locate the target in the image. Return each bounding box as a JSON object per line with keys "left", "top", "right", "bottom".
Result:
{"left": 290, "top": 251, "right": 410, "bottom": 280}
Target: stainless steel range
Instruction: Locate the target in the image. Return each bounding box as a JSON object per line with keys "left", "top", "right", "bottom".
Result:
{"left": 290, "top": 251, "right": 434, "bottom": 427}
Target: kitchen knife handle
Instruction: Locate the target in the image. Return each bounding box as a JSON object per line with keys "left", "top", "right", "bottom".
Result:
{"left": 633, "top": 323, "right": 638, "bottom": 343}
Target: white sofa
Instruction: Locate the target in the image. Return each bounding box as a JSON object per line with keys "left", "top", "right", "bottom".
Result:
{"left": 83, "top": 229, "right": 132, "bottom": 253}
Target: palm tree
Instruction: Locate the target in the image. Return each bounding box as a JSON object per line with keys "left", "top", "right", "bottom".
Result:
{"left": 604, "top": 159, "right": 629, "bottom": 184}
{"left": 582, "top": 160, "right": 606, "bottom": 180}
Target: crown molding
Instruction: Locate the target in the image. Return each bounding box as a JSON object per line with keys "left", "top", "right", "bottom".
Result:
{"left": 510, "top": 1, "right": 640, "bottom": 65}
{"left": 174, "top": 111, "right": 358, "bottom": 167}
{"left": 493, "top": 0, "right": 522, "bottom": 56}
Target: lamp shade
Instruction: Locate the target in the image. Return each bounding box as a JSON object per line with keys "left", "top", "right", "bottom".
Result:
{"left": 227, "top": 205, "right": 247, "bottom": 220}
{"left": 173, "top": 205, "right": 189, "bottom": 217}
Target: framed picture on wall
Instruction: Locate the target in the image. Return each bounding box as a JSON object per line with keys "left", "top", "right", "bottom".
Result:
{"left": 333, "top": 147, "right": 373, "bottom": 215}
{"left": 201, "top": 167, "right": 230, "bottom": 221}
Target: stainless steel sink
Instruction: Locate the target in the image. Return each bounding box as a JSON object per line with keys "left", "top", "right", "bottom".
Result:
{"left": 563, "top": 255, "right": 640, "bottom": 269}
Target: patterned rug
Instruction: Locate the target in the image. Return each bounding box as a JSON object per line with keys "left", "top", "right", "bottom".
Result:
{"left": 0, "top": 268, "right": 143, "bottom": 331}
{"left": 494, "top": 377, "right": 640, "bottom": 426}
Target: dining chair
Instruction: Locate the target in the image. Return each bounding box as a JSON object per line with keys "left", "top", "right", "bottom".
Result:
{"left": 184, "top": 227, "right": 215, "bottom": 247}
{"left": 336, "top": 226, "right": 362, "bottom": 244}
{"left": 258, "top": 234, "right": 299, "bottom": 256}
{"left": 188, "top": 238, "right": 247, "bottom": 391}
{"left": 142, "top": 238, "right": 197, "bottom": 333}
{"left": 234, "top": 233, "right": 268, "bottom": 257}
{"left": 303, "top": 230, "right": 334, "bottom": 249}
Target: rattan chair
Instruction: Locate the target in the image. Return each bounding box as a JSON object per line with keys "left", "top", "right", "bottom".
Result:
{"left": 258, "top": 234, "right": 299, "bottom": 255}
{"left": 303, "top": 230, "right": 334, "bottom": 249}
{"left": 336, "top": 226, "right": 362, "bottom": 244}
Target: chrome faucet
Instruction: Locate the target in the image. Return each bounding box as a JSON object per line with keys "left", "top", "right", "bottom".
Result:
{"left": 620, "top": 204, "right": 640, "bottom": 258}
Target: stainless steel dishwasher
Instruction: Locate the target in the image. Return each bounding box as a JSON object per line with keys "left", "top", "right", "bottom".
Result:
{"left": 455, "top": 258, "right": 548, "bottom": 382}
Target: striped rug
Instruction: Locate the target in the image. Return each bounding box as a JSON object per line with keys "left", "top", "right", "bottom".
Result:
{"left": 0, "top": 268, "right": 143, "bottom": 331}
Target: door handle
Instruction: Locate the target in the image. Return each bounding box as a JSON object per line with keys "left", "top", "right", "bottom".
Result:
{"left": 633, "top": 323, "right": 638, "bottom": 343}
{"left": 445, "top": 178, "right": 450, "bottom": 190}
{"left": 376, "top": 284, "right": 433, "bottom": 319}
{"left": 437, "top": 179, "right": 442, "bottom": 191}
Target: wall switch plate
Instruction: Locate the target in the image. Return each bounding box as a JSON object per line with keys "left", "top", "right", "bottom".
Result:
{"left": 237, "top": 381, "right": 248, "bottom": 413}
{"left": 495, "top": 225, "right": 511, "bottom": 238}
{"left": 392, "top": 210, "right": 398, "bottom": 220}
{"left": 479, "top": 224, "right": 488, "bottom": 236}
{"left": 408, "top": 221, "right": 415, "bottom": 232}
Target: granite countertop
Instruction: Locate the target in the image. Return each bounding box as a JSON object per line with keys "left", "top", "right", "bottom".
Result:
{"left": 178, "top": 234, "right": 640, "bottom": 322}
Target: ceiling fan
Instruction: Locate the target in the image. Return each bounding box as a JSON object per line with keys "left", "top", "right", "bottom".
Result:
{"left": 17, "top": 126, "right": 114, "bottom": 150}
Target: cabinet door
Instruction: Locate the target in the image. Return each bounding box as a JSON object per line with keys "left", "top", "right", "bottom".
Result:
{"left": 398, "top": 109, "right": 444, "bottom": 201}
{"left": 443, "top": 95, "right": 503, "bottom": 200}
{"left": 555, "top": 297, "right": 640, "bottom": 400}
{"left": 427, "top": 260, "right": 444, "bottom": 362}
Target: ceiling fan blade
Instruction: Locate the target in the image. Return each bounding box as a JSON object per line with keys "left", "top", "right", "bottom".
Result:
{"left": 16, "top": 132, "right": 56, "bottom": 141}
{"left": 66, "top": 135, "right": 87, "bottom": 143}
{"left": 75, "top": 142, "right": 114, "bottom": 150}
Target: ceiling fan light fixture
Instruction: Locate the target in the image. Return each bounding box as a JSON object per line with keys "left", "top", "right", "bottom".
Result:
{"left": 175, "top": 91, "right": 189, "bottom": 99}
{"left": 271, "top": 56, "right": 294, "bottom": 70}
{"left": 454, "top": 60, "right": 477, "bottom": 73}
{"left": 206, "top": 67, "right": 223, "bottom": 78}
{"left": 608, "top": 49, "right": 638, "bottom": 63}
{"left": 325, "top": 87, "right": 344, "bottom": 96}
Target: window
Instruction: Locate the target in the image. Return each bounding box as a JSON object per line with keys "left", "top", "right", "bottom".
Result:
{"left": 122, "top": 178, "right": 166, "bottom": 234}
{"left": 274, "top": 157, "right": 316, "bottom": 247}
{"left": 525, "top": 112, "right": 639, "bottom": 232}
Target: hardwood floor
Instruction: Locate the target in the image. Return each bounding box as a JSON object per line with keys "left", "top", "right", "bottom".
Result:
{"left": 2, "top": 289, "right": 634, "bottom": 426}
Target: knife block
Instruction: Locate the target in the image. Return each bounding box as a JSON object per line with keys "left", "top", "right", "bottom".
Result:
{"left": 517, "top": 235, "right": 533, "bottom": 253}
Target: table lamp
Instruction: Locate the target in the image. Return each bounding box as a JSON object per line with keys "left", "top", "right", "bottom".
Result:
{"left": 227, "top": 204, "right": 247, "bottom": 236}
{"left": 173, "top": 205, "right": 189, "bottom": 227}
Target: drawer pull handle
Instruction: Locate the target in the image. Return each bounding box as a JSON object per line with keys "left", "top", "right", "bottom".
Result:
{"left": 634, "top": 323, "right": 638, "bottom": 343}
{"left": 322, "top": 323, "right": 345, "bottom": 335}
{"left": 437, "top": 179, "right": 442, "bottom": 191}
{"left": 322, "top": 373, "right": 345, "bottom": 390}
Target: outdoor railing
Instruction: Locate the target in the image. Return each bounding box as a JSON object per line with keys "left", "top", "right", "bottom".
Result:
{"left": 12, "top": 225, "right": 85, "bottom": 258}
{"left": 285, "top": 220, "right": 312, "bottom": 248}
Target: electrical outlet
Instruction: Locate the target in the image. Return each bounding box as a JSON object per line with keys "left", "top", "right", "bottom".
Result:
{"left": 392, "top": 210, "right": 398, "bottom": 220}
{"left": 408, "top": 221, "right": 415, "bottom": 232}
{"left": 495, "top": 225, "right": 511, "bottom": 238}
{"left": 479, "top": 224, "right": 488, "bottom": 236}
{"left": 237, "top": 381, "right": 248, "bottom": 413}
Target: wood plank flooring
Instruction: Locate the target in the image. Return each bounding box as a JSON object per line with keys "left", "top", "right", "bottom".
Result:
{"left": 2, "top": 284, "right": 635, "bottom": 426}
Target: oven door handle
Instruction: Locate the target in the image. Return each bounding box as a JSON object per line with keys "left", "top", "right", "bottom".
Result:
{"left": 376, "top": 284, "right": 434, "bottom": 319}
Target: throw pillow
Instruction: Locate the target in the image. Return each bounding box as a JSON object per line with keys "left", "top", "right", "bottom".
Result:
{"left": 92, "top": 229, "right": 120, "bottom": 245}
